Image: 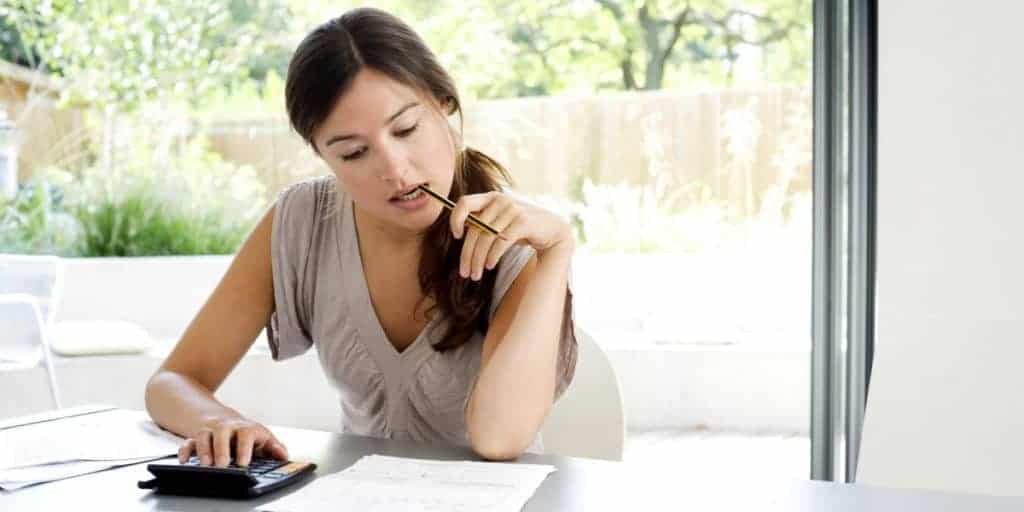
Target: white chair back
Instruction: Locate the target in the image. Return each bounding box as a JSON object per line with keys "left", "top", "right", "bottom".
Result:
{"left": 541, "top": 329, "right": 625, "bottom": 461}
{"left": 0, "top": 294, "right": 48, "bottom": 364}
{"left": 0, "top": 254, "right": 63, "bottom": 326}
{"left": 0, "top": 254, "right": 64, "bottom": 409}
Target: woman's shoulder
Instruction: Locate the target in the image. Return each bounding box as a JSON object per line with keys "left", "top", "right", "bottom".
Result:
{"left": 276, "top": 174, "right": 340, "bottom": 214}
{"left": 271, "top": 174, "right": 344, "bottom": 254}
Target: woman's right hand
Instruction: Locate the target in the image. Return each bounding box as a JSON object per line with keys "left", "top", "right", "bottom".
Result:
{"left": 178, "top": 416, "right": 289, "bottom": 468}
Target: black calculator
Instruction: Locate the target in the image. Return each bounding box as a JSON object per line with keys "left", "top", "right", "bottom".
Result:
{"left": 137, "top": 456, "right": 317, "bottom": 499}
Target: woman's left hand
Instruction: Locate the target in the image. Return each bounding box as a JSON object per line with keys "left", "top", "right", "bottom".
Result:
{"left": 449, "top": 191, "right": 575, "bottom": 280}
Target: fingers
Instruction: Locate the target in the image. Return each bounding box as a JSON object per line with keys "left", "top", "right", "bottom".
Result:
{"left": 462, "top": 210, "right": 498, "bottom": 280}
{"left": 460, "top": 225, "right": 481, "bottom": 278}
{"left": 484, "top": 209, "right": 522, "bottom": 271}
{"left": 213, "top": 425, "right": 234, "bottom": 467}
{"left": 258, "top": 435, "right": 290, "bottom": 461}
{"left": 272, "top": 439, "right": 290, "bottom": 460}
{"left": 194, "top": 428, "right": 214, "bottom": 466}
{"left": 178, "top": 438, "right": 195, "bottom": 463}
{"left": 234, "top": 428, "right": 256, "bottom": 467}
{"left": 185, "top": 423, "right": 287, "bottom": 467}
{"left": 450, "top": 192, "right": 498, "bottom": 240}
{"left": 238, "top": 428, "right": 289, "bottom": 466}
{"left": 457, "top": 194, "right": 518, "bottom": 280}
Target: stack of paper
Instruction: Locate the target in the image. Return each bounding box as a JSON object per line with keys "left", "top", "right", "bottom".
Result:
{"left": 0, "top": 409, "right": 183, "bottom": 491}
{"left": 261, "top": 455, "right": 556, "bottom": 512}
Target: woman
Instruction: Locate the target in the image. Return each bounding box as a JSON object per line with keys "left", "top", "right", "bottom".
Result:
{"left": 144, "top": 7, "right": 578, "bottom": 466}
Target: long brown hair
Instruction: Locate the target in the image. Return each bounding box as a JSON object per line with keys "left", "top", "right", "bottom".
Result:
{"left": 284, "top": 7, "right": 511, "bottom": 351}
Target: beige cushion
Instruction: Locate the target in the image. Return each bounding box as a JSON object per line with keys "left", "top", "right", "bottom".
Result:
{"left": 48, "top": 321, "right": 154, "bottom": 356}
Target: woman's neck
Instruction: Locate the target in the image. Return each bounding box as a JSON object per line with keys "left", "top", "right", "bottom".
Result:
{"left": 352, "top": 204, "right": 426, "bottom": 258}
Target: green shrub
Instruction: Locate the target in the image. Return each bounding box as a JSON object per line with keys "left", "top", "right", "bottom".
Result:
{"left": 0, "top": 175, "right": 81, "bottom": 256}
{"left": 68, "top": 135, "right": 268, "bottom": 257}
{"left": 2, "top": 132, "right": 268, "bottom": 257}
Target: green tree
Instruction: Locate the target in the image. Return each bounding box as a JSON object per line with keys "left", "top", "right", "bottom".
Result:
{"left": 279, "top": 1, "right": 810, "bottom": 99}
{"left": 391, "top": 0, "right": 809, "bottom": 98}
{"left": 499, "top": 0, "right": 807, "bottom": 92}
{"left": 225, "top": 0, "right": 292, "bottom": 85}
{"left": 0, "top": 14, "right": 39, "bottom": 68}
{"left": 0, "top": 0, "right": 271, "bottom": 111}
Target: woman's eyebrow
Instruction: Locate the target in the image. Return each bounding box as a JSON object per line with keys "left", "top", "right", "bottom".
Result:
{"left": 324, "top": 101, "right": 420, "bottom": 148}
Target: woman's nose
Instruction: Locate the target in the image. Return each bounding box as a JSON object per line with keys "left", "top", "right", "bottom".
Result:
{"left": 376, "top": 143, "right": 409, "bottom": 182}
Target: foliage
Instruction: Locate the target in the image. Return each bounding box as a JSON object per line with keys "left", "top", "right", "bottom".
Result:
{"left": 390, "top": 0, "right": 811, "bottom": 98}
{"left": 0, "top": 12, "right": 36, "bottom": 67}
{"left": 0, "top": 0, "right": 276, "bottom": 111}
{"left": 0, "top": 127, "right": 268, "bottom": 257}
{"left": 192, "top": 69, "right": 286, "bottom": 119}
{"left": 184, "top": 0, "right": 814, "bottom": 111}
{"left": 66, "top": 125, "right": 268, "bottom": 256}
{"left": 0, "top": 0, "right": 813, "bottom": 257}
{"left": 0, "top": 172, "right": 80, "bottom": 255}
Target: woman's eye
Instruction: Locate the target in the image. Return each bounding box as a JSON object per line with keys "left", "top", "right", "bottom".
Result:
{"left": 341, "top": 148, "right": 366, "bottom": 161}
{"left": 338, "top": 124, "right": 416, "bottom": 161}
{"left": 396, "top": 124, "right": 418, "bottom": 137}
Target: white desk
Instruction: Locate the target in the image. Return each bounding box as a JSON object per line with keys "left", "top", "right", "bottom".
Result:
{"left": 4, "top": 407, "right": 1024, "bottom": 510}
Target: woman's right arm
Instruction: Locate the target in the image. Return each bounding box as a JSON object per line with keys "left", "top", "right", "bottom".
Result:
{"left": 144, "top": 205, "right": 287, "bottom": 467}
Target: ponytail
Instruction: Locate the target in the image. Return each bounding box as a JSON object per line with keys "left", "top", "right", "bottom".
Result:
{"left": 418, "top": 146, "right": 511, "bottom": 351}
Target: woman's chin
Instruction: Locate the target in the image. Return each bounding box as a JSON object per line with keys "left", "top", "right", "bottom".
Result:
{"left": 389, "top": 202, "right": 443, "bottom": 234}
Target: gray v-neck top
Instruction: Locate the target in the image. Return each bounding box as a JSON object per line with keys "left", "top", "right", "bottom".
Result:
{"left": 265, "top": 176, "right": 578, "bottom": 452}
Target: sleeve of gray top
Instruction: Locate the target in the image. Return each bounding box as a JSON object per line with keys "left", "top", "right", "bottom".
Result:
{"left": 265, "top": 178, "right": 326, "bottom": 361}
{"left": 489, "top": 245, "right": 579, "bottom": 400}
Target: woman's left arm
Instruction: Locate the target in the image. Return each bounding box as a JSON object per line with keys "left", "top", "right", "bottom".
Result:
{"left": 449, "top": 191, "right": 576, "bottom": 460}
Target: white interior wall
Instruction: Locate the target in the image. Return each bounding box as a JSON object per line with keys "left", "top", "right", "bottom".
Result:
{"left": 858, "top": 0, "right": 1024, "bottom": 496}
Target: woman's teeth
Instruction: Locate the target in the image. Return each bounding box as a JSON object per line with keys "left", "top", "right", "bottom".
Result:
{"left": 395, "top": 189, "right": 423, "bottom": 201}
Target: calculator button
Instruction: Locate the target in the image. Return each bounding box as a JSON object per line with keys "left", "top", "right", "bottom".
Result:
{"left": 250, "top": 461, "right": 285, "bottom": 473}
{"left": 275, "top": 462, "right": 312, "bottom": 474}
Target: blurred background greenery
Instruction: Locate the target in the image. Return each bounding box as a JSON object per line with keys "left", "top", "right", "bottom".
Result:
{"left": 0, "top": 0, "right": 811, "bottom": 256}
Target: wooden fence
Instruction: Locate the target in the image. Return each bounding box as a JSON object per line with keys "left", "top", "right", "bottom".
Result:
{"left": 12, "top": 85, "right": 811, "bottom": 216}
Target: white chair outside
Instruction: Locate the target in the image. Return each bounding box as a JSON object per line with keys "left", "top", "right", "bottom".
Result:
{"left": 0, "top": 254, "right": 64, "bottom": 409}
{"left": 541, "top": 328, "right": 625, "bottom": 461}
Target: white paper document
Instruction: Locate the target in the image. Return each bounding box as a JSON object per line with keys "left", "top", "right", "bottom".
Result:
{"left": 261, "top": 455, "right": 556, "bottom": 512}
{"left": 0, "top": 409, "right": 183, "bottom": 490}
{"left": 0, "top": 456, "right": 166, "bottom": 491}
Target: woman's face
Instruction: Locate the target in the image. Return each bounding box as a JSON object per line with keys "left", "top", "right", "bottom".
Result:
{"left": 313, "top": 68, "right": 457, "bottom": 237}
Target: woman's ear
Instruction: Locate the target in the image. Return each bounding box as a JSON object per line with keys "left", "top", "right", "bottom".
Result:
{"left": 442, "top": 95, "right": 459, "bottom": 115}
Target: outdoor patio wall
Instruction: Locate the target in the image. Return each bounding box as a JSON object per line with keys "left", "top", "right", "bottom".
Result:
{"left": 31, "top": 256, "right": 809, "bottom": 434}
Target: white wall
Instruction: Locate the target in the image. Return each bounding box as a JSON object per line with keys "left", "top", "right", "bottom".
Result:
{"left": 0, "top": 352, "right": 341, "bottom": 431}
{"left": 57, "top": 256, "right": 232, "bottom": 341}
{"left": 857, "top": 0, "right": 1024, "bottom": 496}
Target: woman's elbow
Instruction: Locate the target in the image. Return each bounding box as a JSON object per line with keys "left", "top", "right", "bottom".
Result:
{"left": 468, "top": 429, "right": 531, "bottom": 461}
{"left": 143, "top": 370, "right": 167, "bottom": 413}
{"left": 144, "top": 368, "right": 182, "bottom": 416}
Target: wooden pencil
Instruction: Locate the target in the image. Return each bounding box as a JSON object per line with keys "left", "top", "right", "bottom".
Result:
{"left": 417, "top": 184, "right": 508, "bottom": 241}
